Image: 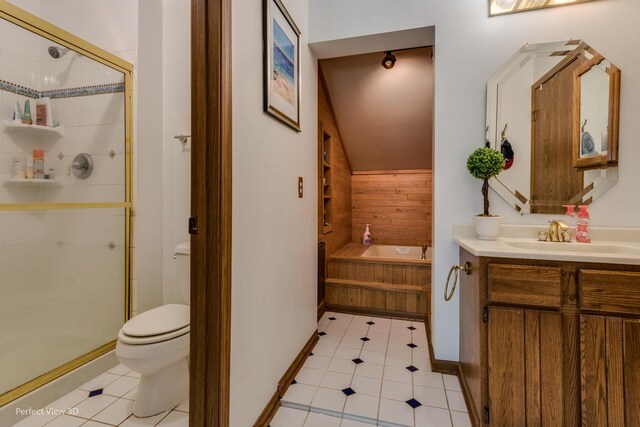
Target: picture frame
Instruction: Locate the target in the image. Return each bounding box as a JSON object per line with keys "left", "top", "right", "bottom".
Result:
{"left": 489, "top": 0, "right": 597, "bottom": 17}
{"left": 263, "top": 0, "right": 301, "bottom": 132}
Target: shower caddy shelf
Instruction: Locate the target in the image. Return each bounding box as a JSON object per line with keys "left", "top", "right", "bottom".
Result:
{"left": 3, "top": 176, "right": 62, "bottom": 187}
{"left": 1, "top": 120, "right": 65, "bottom": 137}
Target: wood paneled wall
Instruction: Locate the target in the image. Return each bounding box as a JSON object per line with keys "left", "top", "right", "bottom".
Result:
{"left": 352, "top": 171, "right": 432, "bottom": 247}
{"left": 319, "top": 69, "right": 352, "bottom": 255}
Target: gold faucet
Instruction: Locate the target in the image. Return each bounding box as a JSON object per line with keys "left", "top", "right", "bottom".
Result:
{"left": 421, "top": 245, "right": 428, "bottom": 260}
{"left": 547, "top": 220, "right": 570, "bottom": 242}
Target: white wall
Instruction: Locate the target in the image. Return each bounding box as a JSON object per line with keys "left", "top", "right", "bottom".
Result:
{"left": 309, "top": 0, "right": 434, "bottom": 43}
{"left": 136, "top": 0, "right": 164, "bottom": 313}
{"left": 310, "top": 0, "right": 640, "bottom": 360}
{"left": 161, "top": 0, "right": 191, "bottom": 304}
{"left": 231, "top": 0, "right": 318, "bottom": 424}
{"left": 38, "top": 0, "right": 138, "bottom": 55}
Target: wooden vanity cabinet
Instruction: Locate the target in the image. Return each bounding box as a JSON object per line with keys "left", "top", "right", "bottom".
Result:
{"left": 579, "top": 315, "right": 640, "bottom": 426}
{"left": 488, "top": 307, "right": 569, "bottom": 426}
{"left": 458, "top": 249, "right": 640, "bottom": 426}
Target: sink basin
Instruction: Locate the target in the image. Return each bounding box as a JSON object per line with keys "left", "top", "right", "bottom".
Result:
{"left": 506, "top": 241, "right": 640, "bottom": 255}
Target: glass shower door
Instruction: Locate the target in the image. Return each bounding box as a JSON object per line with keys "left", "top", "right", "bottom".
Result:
{"left": 0, "top": 4, "right": 132, "bottom": 406}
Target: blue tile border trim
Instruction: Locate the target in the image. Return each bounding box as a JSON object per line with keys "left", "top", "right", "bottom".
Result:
{"left": 42, "top": 83, "right": 125, "bottom": 99}
{"left": 0, "top": 79, "right": 124, "bottom": 99}
{"left": 0, "top": 79, "right": 39, "bottom": 98}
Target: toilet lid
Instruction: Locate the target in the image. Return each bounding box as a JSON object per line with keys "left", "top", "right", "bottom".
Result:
{"left": 122, "top": 304, "right": 190, "bottom": 338}
{"left": 118, "top": 324, "right": 189, "bottom": 345}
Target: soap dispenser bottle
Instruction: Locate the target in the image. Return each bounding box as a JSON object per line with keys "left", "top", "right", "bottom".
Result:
{"left": 363, "top": 224, "right": 373, "bottom": 246}
{"left": 576, "top": 205, "right": 591, "bottom": 243}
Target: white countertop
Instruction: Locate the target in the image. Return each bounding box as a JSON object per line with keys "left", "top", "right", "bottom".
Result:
{"left": 454, "top": 223, "right": 640, "bottom": 265}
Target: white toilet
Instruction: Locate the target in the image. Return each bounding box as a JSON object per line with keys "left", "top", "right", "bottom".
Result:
{"left": 116, "top": 242, "right": 190, "bottom": 417}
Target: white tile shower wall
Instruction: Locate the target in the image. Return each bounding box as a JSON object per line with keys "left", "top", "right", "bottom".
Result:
{"left": 38, "top": 93, "right": 126, "bottom": 204}
{"left": 41, "top": 55, "right": 124, "bottom": 91}
{"left": 30, "top": 0, "right": 141, "bottom": 313}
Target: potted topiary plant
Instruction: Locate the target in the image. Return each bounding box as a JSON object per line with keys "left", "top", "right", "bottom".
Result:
{"left": 466, "top": 147, "right": 505, "bottom": 240}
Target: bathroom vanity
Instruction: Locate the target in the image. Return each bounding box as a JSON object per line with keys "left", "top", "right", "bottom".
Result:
{"left": 454, "top": 225, "right": 640, "bottom": 426}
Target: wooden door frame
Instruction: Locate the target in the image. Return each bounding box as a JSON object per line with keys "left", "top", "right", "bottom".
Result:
{"left": 190, "top": 0, "right": 232, "bottom": 426}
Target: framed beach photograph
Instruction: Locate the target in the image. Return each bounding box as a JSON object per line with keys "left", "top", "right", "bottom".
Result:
{"left": 263, "top": 0, "right": 301, "bottom": 131}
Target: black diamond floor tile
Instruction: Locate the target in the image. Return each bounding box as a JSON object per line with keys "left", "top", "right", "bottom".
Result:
{"left": 88, "top": 388, "right": 103, "bottom": 397}
{"left": 342, "top": 387, "right": 356, "bottom": 396}
{"left": 406, "top": 398, "right": 422, "bottom": 409}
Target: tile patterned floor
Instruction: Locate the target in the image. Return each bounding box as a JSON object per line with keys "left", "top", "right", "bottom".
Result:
{"left": 274, "top": 312, "right": 471, "bottom": 427}
{"left": 13, "top": 364, "right": 188, "bottom": 427}
{"left": 12, "top": 312, "right": 469, "bottom": 427}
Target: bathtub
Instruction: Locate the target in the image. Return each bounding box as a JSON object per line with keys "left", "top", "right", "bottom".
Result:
{"left": 362, "top": 244, "right": 431, "bottom": 261}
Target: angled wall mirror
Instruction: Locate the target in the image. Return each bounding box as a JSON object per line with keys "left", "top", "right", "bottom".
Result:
{"left": 486, "top": 40, "right": 621, "bottom": 214}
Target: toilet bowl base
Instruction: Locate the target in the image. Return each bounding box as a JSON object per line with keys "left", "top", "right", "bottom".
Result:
{"left": 133, "top": 357, "right": 188, "bottom": 418}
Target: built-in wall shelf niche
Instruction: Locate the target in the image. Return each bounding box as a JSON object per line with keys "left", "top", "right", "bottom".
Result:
{"left": 321, "top": 123, "right": 333, "bottom": 234}
{"left": 3, "top": 176, "right": 62, "bottom": 187}
{"left": 2, "top": 120, "right": 65, "bottom": 137}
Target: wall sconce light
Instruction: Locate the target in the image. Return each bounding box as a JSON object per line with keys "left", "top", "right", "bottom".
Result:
{"left": 381, "top": 51, "right": 396, "bottom": 70}
{"left": 490, "top": 0, "right": 598, "bottom": 17}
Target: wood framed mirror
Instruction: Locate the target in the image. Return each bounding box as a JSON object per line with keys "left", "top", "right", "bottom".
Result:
{"left": 573, "top": 53, "right": 620, "bottom": 170}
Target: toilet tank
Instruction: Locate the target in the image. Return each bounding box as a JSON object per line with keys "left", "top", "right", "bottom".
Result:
{"left": 174, "top": 242, "right": 190, "bottom": 304}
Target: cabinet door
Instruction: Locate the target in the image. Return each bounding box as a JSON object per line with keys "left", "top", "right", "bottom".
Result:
{"left": 580, "top": 316, "right": 640, "bottom": 426}
{"left": 488, "top": 307, "right": 565, "bottom": 426}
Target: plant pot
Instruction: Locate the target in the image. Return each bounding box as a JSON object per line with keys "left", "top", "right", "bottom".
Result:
{"left": 474, "top": 215, "right": 502, "bottom": 240}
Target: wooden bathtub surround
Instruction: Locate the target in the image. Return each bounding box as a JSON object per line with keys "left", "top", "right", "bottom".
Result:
{"left": 351, "top": 170, "right": 432, "bottom": 247}
{"left": 318, "top": 67, "right": 352, "bottom": 256}
{"left": 458, "top": 249, "right": 640, "bottom": 426}
{"left": 325, "top": 243, "right": 431, "bottom": 320}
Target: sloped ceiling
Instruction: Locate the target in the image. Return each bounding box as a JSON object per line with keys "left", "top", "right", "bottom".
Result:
{"left": 320, "top": 47, "right": 433, "bottom": 171}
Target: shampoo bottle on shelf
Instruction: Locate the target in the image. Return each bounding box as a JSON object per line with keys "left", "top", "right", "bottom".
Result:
{"left": 13, "top": 100, "right": 22, "bottom": 122}
{"left": 576, "top": 205, "right": 591, "bottom": 243}
{"left": 33, "top": 149, "right": 44, "bottom": 179}
{"left": 11, "top": 157, "right": 23, "bottom": 178}
{"left": 363, "top": 224, "right": 373, "bottom": 246}
{"left": 26, "top": 157, "right": 34, "bottom": 179}
{"left": 22, "top": 99, "right": 32, "bottom": 125}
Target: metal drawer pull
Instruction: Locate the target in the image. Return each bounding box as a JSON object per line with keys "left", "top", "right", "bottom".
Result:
{"left": 444, "top": 262, "right": 472, "bottom": 301}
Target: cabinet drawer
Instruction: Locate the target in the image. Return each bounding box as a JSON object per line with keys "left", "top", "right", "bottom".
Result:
{"left": 579, "top": 270, "right": 640, "bottom": 314}
{"left": 488, "top": 264, "right": 562, "bottom": 308}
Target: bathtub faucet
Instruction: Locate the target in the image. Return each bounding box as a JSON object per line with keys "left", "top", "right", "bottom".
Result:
{"left": 421, "top": 245, "right": 428, "bottom": 260}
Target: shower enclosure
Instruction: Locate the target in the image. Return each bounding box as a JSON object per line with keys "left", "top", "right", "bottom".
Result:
{"left": 0, "top": 3, "right": 132, "bottom": 406}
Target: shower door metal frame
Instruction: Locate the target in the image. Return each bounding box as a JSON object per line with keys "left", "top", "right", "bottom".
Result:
{"left": 0, "top": 0, "right": 133, "bottom": 406}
